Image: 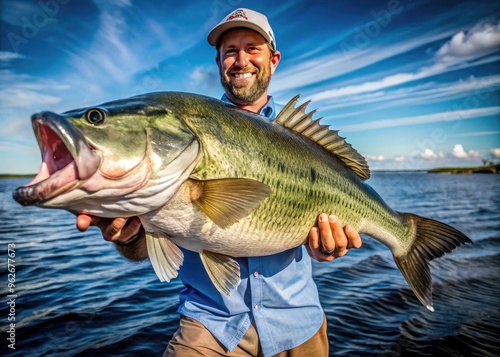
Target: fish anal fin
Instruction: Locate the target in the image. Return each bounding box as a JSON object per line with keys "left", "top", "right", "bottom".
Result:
{"left": 146, "top": 232, "right": 184, "bottom": 283}
{"left": 275, "top": 95, "right": 371, "bottom": 180}
{"left": 189, "top": 178, "right": 271, "bottom": 229}
{"left": 200, "top": 250, "right": 241, "bottom": 295}
{"left": 394, "top": 213, "right": 472, "bottom": 311}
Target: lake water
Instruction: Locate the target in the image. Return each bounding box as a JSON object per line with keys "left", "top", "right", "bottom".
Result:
{"left": 0, "top": 172, "right": 499, "bottom": 356}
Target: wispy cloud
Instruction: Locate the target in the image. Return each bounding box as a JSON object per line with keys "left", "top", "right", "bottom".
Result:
{"left": 271, "top": 13, "right": 470, "bottom": 96}
{"left": 449, "top": 130, "right": 500, "bottom": 138}
{"left": 189, "top": 66, "right": 220, "bottom": 92}
{"left": 65, "top": 2, "right": 142, "bottom": 85}
{"left": 0, "top": 51, "right": 24, "bottom": 61}
{"left": 272, "top": 32, "right": 445, "bottom": 95}
{"left": 309, "top": 20, "right": 500, "bottom": 103}
{"left": 321, "top": 74, "right": 500, "bottom": 119}
{"left": 59, "top": 2, "right": 215, "bottom": 100}
{"left": 0, "top": 70, "right": 68, "bottom": 109}
{"left": 0, "top": 89, "right": 61, "bottom": 108}
{"left": 0, "top": 1, "right": 42, "bottom": 26}
{"left": 341, "top": 106, "right": 500, "bottom": 132}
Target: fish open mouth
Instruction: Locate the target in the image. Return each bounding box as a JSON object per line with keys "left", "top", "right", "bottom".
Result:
{"left": 13, "top": 112, "right": 101, "bottom": 206}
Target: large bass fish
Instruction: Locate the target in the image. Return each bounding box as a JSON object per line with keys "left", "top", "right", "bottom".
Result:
{"left": 13, "top": 92, "right": 471, "bottom": 311}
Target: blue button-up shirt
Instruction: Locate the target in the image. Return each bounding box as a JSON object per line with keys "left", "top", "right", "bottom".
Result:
{"left": 176, "top": 95, "right": 324, "bottom": 357}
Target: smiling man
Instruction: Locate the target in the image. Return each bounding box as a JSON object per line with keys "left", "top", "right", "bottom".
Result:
{"left": 76, "top": 8, "right": 362, "bottom": 357}
{"left": 215, "top": 29, "right": 279, "bottom": 113}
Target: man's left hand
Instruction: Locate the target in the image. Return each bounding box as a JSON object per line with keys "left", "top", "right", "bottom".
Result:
{"left": 306, "top": 213, "right": 362, "bottom": 262}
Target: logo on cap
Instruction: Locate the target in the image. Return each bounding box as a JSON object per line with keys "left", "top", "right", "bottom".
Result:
{"left": 227, "top": 9, "right": 248, "bottom": 21}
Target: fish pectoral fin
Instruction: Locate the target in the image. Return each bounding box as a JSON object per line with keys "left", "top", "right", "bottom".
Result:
{"left": 146, "top": 232, "right": 184, "bottom": 283}
{"left": 199, "top": 250, "right": 241, "bottom": 296}
{"left": 189, "top": 178, "right": 271, "bottom": 229}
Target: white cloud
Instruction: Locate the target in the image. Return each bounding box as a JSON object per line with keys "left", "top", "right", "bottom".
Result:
{"left": 367, "top": 147, "right": 489, "bottom": 171}
{"left": 452, "top": 144, "right": 468, "bottom": 158}
{"left": 366, "top": 155, "right": 384, "bottom": 161}
{"left": 469, "top": 149, "right": 481, "bottom": 158}
{"left": 437, "top": 21, "right": 500, "bottom": 62}
{"left": 421, "top": 149, "right": 437, "bottom": 159}
{"left": 451, "top": 144, "right": 480, "bottom": 159}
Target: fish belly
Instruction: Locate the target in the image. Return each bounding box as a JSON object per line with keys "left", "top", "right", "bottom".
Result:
{"left": 141, "top": 181, "right": 305, "bottom": 257}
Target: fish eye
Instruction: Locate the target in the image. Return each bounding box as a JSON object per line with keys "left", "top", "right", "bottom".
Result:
{"left": 85, "top": 108, "right": 106, "bottom": 125}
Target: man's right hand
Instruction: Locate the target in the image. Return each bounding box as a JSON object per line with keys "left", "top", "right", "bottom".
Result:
{"left": 76, "top": 214, "right": 143, "bottom": 245}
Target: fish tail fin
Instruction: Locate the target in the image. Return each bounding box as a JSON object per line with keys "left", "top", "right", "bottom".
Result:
{"left": 394, "top": 213, "right": 472, "bottom": 312}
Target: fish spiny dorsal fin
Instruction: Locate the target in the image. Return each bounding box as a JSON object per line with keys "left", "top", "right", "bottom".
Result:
{"left": 275, "top": 95, "right": 371, "bottom": 180}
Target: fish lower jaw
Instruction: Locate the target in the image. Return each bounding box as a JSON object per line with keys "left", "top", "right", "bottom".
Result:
{"left": 13, "top": 159, "right": 81, "bottom": 206}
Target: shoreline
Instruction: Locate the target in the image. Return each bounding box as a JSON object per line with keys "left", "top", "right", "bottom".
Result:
{"left": 427, "top": 164, "right": 499, "bottom": 174}
{"left": 0, "top": 174, "right": 36, "bottom": 179}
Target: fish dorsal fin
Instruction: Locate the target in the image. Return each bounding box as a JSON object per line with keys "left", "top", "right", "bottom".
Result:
{"left": 200, "top": 250, "right": 241, "bottom": 295}
{"left": 275, "top": 95, "right": 371, "bottom": 180}
{"left": 189, "top": 178, "right": 271, "bottom": 229}
{"left": 146, "top": 232, "right": 184, "bottom": 282}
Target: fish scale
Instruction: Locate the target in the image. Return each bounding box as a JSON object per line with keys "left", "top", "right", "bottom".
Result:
{"left": 174, "top": 98, "right": 411, "bottom": 252}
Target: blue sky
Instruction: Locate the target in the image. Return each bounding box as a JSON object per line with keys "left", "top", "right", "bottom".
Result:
{"left": 1, "top": 0, "right": 499, "bottom": 173}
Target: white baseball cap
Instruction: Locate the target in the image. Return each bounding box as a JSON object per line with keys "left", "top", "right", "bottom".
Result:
{"left": 207, "top": 8, "right": 276, "bottom": 51}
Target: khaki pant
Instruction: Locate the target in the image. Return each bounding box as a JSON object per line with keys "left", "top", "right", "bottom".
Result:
{"left": 164, "top": 315, "right": 328, "bottom": 357}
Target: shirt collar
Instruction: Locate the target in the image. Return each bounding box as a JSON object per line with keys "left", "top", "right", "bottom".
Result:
{"left": 220, "top": 94, "right": 277, "bottom": 119}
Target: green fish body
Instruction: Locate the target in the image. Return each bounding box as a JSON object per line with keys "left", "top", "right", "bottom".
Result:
{"left": 13, "top": 92, "right": 471, "bottom": 311}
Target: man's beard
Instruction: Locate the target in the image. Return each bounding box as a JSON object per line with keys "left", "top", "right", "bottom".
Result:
{"left": 220, "top": 64, "right": 271, "bottom": 104}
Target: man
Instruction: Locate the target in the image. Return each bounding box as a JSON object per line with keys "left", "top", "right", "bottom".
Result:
{"left": 76, "top": 8, "right": 362, "bottom": 356}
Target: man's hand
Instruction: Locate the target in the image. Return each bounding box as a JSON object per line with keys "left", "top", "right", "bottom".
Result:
{"left": 76, "top": 214, "right": 142, "bottom": 245}
{"left": 76, "top": 214, "right": 148, "bottom": 261}
{"left": 306, "top": 213, "right": 362, "bottom": 262}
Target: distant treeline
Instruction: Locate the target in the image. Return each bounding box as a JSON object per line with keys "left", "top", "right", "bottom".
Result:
{"left": 428, "top": 164, "right": 499, "bottom": 174}
{"left": 0, "top": 174, "right": 36, "bottom": 178}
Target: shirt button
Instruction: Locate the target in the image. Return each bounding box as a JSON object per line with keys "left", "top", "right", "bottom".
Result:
{"left": 253, "top": 271, "right": 259, "bottom": 278}
{"left": 254, "top": 304, "right": 259, "bottom": 309}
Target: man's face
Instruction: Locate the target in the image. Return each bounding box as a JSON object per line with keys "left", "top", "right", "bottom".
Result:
{"left": 217, "top": 28, "right": 280, "bottom": 105}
